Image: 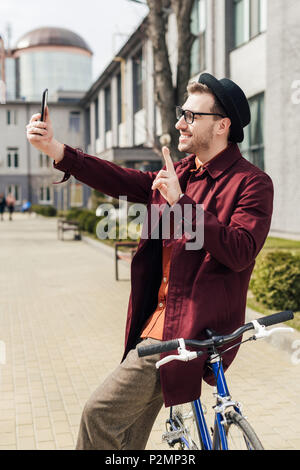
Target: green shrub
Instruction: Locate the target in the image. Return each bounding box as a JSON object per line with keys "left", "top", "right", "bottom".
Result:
{"left": 250, "top": 251, "right": 300, "bottom": 311}
{"left": 45, "top": 206, "right": 56, "bottom": 217}
{"left": 32, "top": 205, "right": 57, "bottom": 217}
{"left": 64, "top": 208, "right": 102, "bottom": 234}
{"left": 76, "top": 210, "right": 95, "bottom": 230}
{"left": 65, "top": 208, "right": 84, "bottom": 221}
{"left": 84, "top": 213, "right": 100, "bottom": 234}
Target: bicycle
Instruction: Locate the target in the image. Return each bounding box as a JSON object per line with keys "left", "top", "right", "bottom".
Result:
{"left": 138, "top": 310, "right": 294, "bottom": 450}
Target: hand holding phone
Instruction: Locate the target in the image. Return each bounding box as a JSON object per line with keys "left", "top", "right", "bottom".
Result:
{"left": 27, "top": 89, "right": 57, "bottom": 156}
{"left": 41, "top": 88, "right": 48, "bottom": 122}
{"left": 27, "top": 89, "right": 64, "bottom": 163}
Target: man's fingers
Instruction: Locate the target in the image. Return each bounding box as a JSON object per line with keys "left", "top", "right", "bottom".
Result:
{"left": 27, "top": 127, "right": 47, "bottom": 136}
{"left": 162, "top": 146, "right": 175, "bottom": 173}
{"left": 152, "top": 181, "right": 168, "bottom": 193}
{"left": 26, "top": 122, "right": 48, "bottom": 136}
{"left": 27, "top": 134, "right": 44, "bottom": 142}
{"left": 152, "top": 176, "right": 168, "bottom": 190}
{"left": 26, "top": 122, "right": 47, "bottom": 130}
{"left": 30, "top": 113, "right": 42, "bottom": 123}
{"left": 156, "top": 169, "right": 169, "bottom": 179}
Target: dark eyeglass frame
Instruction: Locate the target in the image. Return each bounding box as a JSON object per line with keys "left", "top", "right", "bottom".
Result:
{"left": 176, "top": 106, "right": 226, "bottom": 124}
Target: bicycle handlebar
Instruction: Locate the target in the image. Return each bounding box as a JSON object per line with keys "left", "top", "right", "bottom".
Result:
{"left": 137, "top": 310, "right": 294, "bottom": 358}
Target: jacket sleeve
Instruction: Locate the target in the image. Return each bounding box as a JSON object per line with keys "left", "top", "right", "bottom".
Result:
{"left": 176, "top": 172, "right": 274, "bottom": 272}
{"left": 53, "top": 145, "right": 158, "bottom": 205}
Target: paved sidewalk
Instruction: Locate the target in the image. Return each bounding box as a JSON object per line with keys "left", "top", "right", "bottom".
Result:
{"left": 0, "top": 213, "right": 299, "bottom": 450}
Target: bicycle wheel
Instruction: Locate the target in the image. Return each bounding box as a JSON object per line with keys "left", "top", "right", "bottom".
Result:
{"left": 223, "top": 410, "right": 264, "bottom": 450}
{"left": 169, "top": 403, "right": 203, "bottom": 450}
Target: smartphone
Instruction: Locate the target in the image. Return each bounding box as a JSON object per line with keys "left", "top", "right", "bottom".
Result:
{"left": 41, "top": 88, "right": 48, "bottom": 122}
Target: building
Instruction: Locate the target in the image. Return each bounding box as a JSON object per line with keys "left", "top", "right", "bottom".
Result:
{"left": 1, "top": 1, "right": 299, "bottom": 237}
{"left": 81, "top": 0, "right": 299, "bottom": 237}
{"left": 80, "top": 18, "right": 162, "bottom": 172}
{"left": 6, "top": 26, "right": 93, "bottom": 101}
{"left": 0, "top": 26, "right": 93, "bottom": 210}
{"left": 0, "top": 101, "right": 89, "bottom": 210}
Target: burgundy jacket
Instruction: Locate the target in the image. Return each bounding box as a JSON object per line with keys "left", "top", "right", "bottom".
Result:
{"left": 54, "top": 143, "right": 273, "bottom": 407}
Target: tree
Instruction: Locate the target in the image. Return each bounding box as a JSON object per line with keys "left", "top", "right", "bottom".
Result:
{"left": 128, "top": 0, "right": 196, "bottom": 160}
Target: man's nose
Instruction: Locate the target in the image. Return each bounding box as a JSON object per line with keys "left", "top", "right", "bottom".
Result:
{"left": 175, "top": 115, "right": 187, "bottom": 130}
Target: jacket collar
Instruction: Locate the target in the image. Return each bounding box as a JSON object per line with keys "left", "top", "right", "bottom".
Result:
{"left": 179, "top": 142, "right": 242, "bottom": 180}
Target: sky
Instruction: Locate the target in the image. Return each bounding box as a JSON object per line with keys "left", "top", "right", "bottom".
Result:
{"left": 0, "top": 0, "right": 149, "bottom": 81}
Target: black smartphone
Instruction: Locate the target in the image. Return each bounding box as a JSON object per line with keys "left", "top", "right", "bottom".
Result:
{"left": 41, "top": 88, "right": 48, "bottom": 121}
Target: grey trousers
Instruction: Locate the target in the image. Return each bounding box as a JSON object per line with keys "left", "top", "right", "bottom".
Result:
{"left": 76, "top": 338, "right": 164, "bottom": 450}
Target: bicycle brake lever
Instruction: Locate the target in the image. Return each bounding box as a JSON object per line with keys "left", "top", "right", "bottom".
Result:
{"left": 155, "top": 354, "right": 180, "bottom": 369}
{"left": 155, "top": 338, "right": 198, "bottom": 369}
{"left": 251, "top": 319, "right": 294, "bottom": 340}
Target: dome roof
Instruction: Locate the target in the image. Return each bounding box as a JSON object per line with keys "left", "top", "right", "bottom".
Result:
{"left": 14, "top": 27, "right": 92, "bottom": 53}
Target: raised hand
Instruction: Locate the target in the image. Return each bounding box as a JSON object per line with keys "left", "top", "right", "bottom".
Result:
{"left": 26, "top": 106, "right": 64, "bottom": 162}
{"left": 26, "top": 106, "right": 54, "bottom": 152}
{"left": 151, "top": 146, "right": 183, "bottom": 206}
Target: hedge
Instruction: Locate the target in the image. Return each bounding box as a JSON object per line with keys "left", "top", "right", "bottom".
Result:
{"left": 62, "top": 207, "right": 142, "bottom": 242}
{"left": 84, "top": 213, "right": 100, "bottom": 234}
{"left": 250, "top": 251, "right": 300, "bottom": 311}
{"left": 31, "top": 205, "right": 57, "bottom": 217}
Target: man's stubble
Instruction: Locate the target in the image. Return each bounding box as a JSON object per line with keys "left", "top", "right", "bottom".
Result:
{"left": 178, "top": 122, "right": 215, "bottom": 155}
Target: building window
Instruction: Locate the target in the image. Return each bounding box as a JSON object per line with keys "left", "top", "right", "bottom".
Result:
{"left": 233, "top": 0, "right": 267, "bottom": 48}
{"left": 117, "top": 73, "right": 123, "bottom": 125}
{"left": 70, "top": 183, "right": 83, "bottom": 207}
{"left": 39, "top": 153, "right": 50, "bottom": 168}
{"left": 39, "top": 185, "right": 52, "bottom": 204}
{"left": 240, "top": 93, "right": 264, "bottom": 170}
{"left": 133, "top": 50, "right": 143, "bottom": 113}
{"left": 85, "top": 107, "right": 91, "bottom": 148}
{"left": 234, "top": 0, "right": 248, "bottom": 47}
{"left": 7, "top": 148, "right": 19, "bottom": 168}
{"left": 105, "top": 85, "right": 112, "bottom": 132}
{"left": 259, "top": 0, "right": 267, "bottom": 32}
{"left": 94, "top": 98, "right": 99, "bottom": 139}
{"left": 191, "top": 0, "right": 206, "bottom": 76}
{"left": 7, "top": 110, "right": 17, "bottom": 125}
{"left": 6, "top": 185, "right": 21, "bottom": 203}
{"left": 69, "top": 111, "right": 81, "bottom": 133}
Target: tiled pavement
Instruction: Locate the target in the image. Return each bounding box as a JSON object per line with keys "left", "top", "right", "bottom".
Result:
{"left": 0, "top": 213, "right": 299, "bottom": 450}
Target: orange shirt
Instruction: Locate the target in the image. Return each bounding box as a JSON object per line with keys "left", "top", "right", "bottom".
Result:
{"left": 140, "top": 244, "right": 172, "bottom": 339}
{"left": 140, "top": 155, "right": 203, "bottom": 340}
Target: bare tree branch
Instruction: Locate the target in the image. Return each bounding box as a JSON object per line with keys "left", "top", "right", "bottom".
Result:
{"left": 128, "top": 0, "right": 197, "bottom": 160}
{"left": 171, "top": 0, "right": 197, "bottom": 105}
{"left": 126, "top": 0, "right": 147, "bottom": 5}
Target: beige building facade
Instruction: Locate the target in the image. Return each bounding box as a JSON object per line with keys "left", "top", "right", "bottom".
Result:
{"left": 1, "top": 1, "right": 299, "bottom": 237}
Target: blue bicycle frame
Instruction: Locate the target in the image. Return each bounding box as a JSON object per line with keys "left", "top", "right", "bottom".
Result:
{"left": 194, "top": 355, "right": 243, "bottom": 450}
{"left": 170, "top": 354, "right": 242, "bottom": 450}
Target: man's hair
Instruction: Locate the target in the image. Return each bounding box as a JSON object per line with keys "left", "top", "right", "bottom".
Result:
{"left": 186, "top": 81, "right": 227, "bottom": 120}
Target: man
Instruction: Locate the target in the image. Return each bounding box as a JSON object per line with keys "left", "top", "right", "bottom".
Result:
{"left": 0, "top": 193, "right": 6, "bottom": 221}
{"left": 5, "top": 192, "right": 16, "bottom": 221}
{"left": 26, "top": 73, "right": 274, "bottom": 450}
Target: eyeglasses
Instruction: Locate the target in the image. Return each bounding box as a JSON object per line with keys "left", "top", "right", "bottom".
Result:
{"left": 176, "top": 106, "right": 226, "bottom": 124}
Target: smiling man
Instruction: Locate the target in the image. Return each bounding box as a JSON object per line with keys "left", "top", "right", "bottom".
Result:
{"left": 26, "top": 73, "right": 274, "bottom": 450}
{"left": 176, "top": 83, "right": 230, "bottom": 158}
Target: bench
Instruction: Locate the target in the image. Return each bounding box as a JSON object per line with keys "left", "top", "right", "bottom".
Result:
{"left": 115, "top": 241, "right": 138, "bottom": 280}
{"left": 57, "top": 218, "right": 81, "bottom": 241}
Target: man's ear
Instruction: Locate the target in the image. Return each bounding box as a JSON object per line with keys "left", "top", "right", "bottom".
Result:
{"left": 217, "top": 117, "right": 231, "bottom": 137}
